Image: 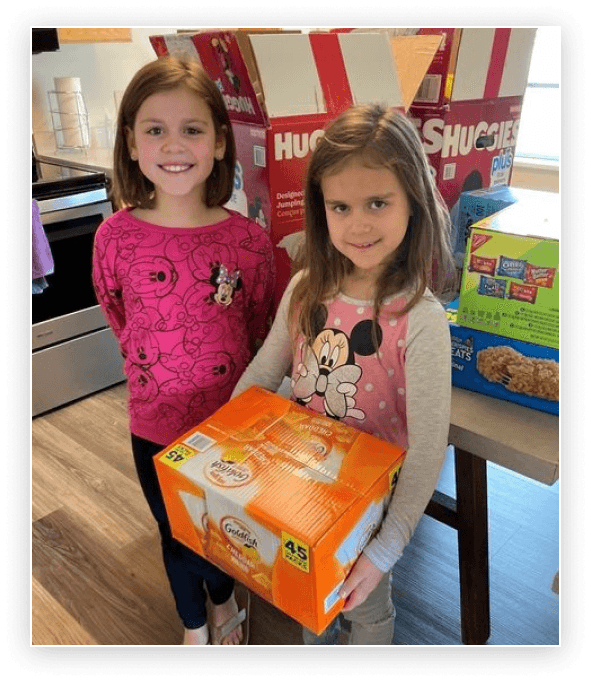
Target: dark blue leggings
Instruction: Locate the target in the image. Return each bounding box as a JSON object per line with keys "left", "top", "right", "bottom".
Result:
{"left": 130, "top": 434, "right": 235, "bottom": 629}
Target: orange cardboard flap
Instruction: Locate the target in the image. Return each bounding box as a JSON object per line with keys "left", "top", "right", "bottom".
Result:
{"left": 390, "top": 35, "right": 443, "bottom": 111}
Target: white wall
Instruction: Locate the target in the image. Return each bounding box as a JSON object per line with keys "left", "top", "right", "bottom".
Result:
{"left": 32, "top": 28, "right": 176, "bottom": 141}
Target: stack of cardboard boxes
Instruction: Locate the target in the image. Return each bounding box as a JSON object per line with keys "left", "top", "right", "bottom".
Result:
{"left": 146, "top": 28, "right": 557, "bottom": 634}
{"left": 150, "top": 28, "right": 538, "bottom": 310}
{"left": 447, "top": 187, "right": 559, "bottom": 415}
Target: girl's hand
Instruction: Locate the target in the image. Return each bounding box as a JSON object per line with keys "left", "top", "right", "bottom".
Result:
{"left": 339, "top": 553, "right": 385, "bottom": 611}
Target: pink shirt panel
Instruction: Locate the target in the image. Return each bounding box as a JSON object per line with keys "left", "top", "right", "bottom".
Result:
{"left": 290, "top": 293, "right": 409, "bottom": 451}
{"left": 93, "top": 208, "right": 275, "bottom": 445}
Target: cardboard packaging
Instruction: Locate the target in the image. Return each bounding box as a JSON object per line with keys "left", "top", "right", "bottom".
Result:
{"left": 457, "top": 197, "right": 559, "bottom": 350}
{"left": 150, "top": 30, "right": 441, "bottom": 309}
{"left": 154, "top": 386, "right": 406, "bottom": 635}
{"left": 408, "top": 27, "right": 537, "bottom": 210}
{"left": 452, "top": 184, "right": 520, "bottom": 267}
{"left": 446, "top": 300, "right": 558, "bottom": 415}
{"left": 410, "top": 96, "right": 525, "bottom": 210}
{"left": 412, "top": 28, "right": 537, "bottom": 109}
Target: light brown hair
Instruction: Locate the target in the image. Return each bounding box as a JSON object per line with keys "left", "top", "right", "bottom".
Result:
{"left": 112, "top": 56, "right": 236, "bottom": 210}
{"left": 289, "top": 104, "right": 455, "bottom": 345}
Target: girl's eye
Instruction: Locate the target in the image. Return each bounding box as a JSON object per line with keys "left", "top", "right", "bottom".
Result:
{"left": 332, "top": 204, "right": 349, "bottom": 214}
{"left": 185, "top": 127, "right": 202, "bottom": 135}
{"left": 370, "top": 199, "right": 388, "bottom": 210}
{"left": 146, "top": 126, "right": 163, "bottom": 136}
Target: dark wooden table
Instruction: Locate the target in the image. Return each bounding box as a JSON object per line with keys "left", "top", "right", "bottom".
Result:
{"left": 426, "top": 387, "right": 559, "bottom": 644}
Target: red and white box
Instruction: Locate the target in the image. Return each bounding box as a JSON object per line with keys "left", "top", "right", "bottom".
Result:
{"left": 150, "top": 30, "right": 441, "bottom": 308}
{"left": 412, "top": 28, "right": 536, "bottom": 109}
{"left": 408, "top": 27, "right": 537, "bottom": 210}
{"left": 409, "top": 95, "right": 525, "bottom": 209}
{"left": 333, "top": 28, "right": 537, "bottom": 210}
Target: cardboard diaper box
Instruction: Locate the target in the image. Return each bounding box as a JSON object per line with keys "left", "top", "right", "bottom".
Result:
{"left": 410, "top": 97, "right": 525, "bottom": 210}
{"left": 446, "top": 300, "right": 558, "bottom": 415}
{"left": 457, "top": 198, "right": 559, "bottom": 350}
{"left": 150, "top": 30, "right": 441, "bottom": 309}
{"left": 408, "top": 27, "right": 537, "bottom": 210}
{"left": 154, "top": 386, "right": 406, "bottom": 635}
{"left": 411, "top": 28, "right": 537, "bottom": 109}
{"left": 330, "top": 28, "right": 536, "bottom": 211}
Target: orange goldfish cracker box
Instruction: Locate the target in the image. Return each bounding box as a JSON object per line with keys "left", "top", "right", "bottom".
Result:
{"left": 154, "top": 386, "right": 406, "bottom": 635}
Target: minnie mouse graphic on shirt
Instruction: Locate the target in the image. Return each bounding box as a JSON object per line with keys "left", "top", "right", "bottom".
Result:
{"left": 292, "top": 308, "right": 383, "bottom": 422}
{"left": 211, "top": 264, "right": 242, "bottom": 306}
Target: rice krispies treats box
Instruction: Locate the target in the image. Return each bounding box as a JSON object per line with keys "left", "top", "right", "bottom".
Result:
{"left": 446, "top": 300, "right": 558, "bottom": 415}
{"left": 457, "top": 200, "right": 559, "bottom": 350}
{"left": 154, "top": 386, "right": 406, "bottom": 635}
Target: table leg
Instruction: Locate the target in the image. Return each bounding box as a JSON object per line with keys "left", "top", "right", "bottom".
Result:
{"left": 454, "top": 447, "right": 490, "bottom": 645}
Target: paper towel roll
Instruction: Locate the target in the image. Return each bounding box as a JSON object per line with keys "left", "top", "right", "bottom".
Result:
{"left": 52, "top": 77, "right": 89, "bottom": 147}
{"left": 54, "top": 77, "right": 82, "bottom": 93}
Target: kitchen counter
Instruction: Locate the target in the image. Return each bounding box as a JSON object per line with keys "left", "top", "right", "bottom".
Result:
{"left": 34, "top": 132, "right": 115, "bottom": 177}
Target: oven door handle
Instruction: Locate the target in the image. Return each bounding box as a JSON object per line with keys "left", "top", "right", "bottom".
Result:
{"left": 41, "top": 198, "right": 112, "bottom": 226}
{"left": 42, "top": 200, "right": 113, "bottom": 242}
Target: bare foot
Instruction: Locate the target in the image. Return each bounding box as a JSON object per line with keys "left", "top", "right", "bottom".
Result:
{"left": 183, "top": 624, "right": 209, "bottom": 645}
{"left": 211, "top": 592, "right": 242, "bottom": 645}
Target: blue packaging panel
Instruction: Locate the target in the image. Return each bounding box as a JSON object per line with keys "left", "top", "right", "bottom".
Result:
{"left": 446, "top": 301, "right": 559, "bottom": 415}
{"left": 451, "top": 185, "right": 519, "bottom": 266}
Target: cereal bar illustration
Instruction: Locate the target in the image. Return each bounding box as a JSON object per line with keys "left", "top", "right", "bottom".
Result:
{"left": 476, "top": 345, "right": 559, "bottom": 402}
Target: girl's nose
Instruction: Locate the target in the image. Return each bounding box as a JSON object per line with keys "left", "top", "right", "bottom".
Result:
{"left": 162, "top": 134, "right": 184, "bottom": 152}
{"left": 350, "top": 215, "right": 373, "bottom": 233}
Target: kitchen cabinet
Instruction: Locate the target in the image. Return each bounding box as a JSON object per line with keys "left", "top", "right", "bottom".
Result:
{"left": 57, "top": 28, "right": 131, "bottom": 44}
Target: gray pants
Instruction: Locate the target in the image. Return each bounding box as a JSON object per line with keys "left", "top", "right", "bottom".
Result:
{"left": 302, "top": 571, "right": 395, "bottom": 645}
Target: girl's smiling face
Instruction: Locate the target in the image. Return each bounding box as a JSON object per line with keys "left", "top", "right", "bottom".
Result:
{"left": 321, "top": 157, "right": 412, "bottom": 286}
{"left": 126, "top": 86, "right": 225, "bottom": 205}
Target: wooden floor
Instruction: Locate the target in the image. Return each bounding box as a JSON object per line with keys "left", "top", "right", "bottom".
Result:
{"left": 32, "top": 382, "right": 559, "bottom": 646}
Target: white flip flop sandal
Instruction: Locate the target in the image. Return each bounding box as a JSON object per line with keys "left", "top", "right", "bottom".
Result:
{"left": 209, "top": 585, "right": 250, "bottom": 645}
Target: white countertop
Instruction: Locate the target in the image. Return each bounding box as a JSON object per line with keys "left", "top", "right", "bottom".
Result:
{"left": 34, "top": 133, "right": 115, "bottom": 176}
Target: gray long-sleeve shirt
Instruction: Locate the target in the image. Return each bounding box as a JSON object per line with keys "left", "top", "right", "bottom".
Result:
{"left": 232, "top": 273, "right": 451, "bottom": 573}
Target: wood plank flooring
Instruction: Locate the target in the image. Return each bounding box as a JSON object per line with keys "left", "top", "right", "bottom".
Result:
{"left": 31, "top": 382, "right": 559, "bottom": 645}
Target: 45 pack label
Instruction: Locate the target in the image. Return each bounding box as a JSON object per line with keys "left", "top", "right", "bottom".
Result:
{"left": 281, "top": 531, "right": 310, "bottom": 573}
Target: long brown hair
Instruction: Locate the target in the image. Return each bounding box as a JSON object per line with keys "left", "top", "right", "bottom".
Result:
{"left": 289, "top": 104, "right": 454, "bottom": 345}
{"left": 112, "top": 56, "right": 236, "bottom": 210}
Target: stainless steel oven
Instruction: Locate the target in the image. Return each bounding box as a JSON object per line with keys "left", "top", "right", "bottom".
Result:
{"left": 32, "top": 160, "right": 125, "bottom": 416}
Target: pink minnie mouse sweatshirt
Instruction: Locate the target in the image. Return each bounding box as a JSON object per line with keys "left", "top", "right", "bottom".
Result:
{"left": 93, "top": 208, "right": 275, "bottom": 445}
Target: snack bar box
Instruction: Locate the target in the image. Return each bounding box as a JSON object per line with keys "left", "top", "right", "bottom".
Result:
{"left": 446, "top": 300, "right": 558, "bottom": 415}
{"left": 154, "top": 386, "right": 406, "bottom": 635}
{"left": 409, "top": 27, "right": 537, "bottom": 210}
{"left": 457, "top": 196, "right": 559, "bottom": 350}
{"left": 150, "top": 30, "right": 442, "bottom": 309}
